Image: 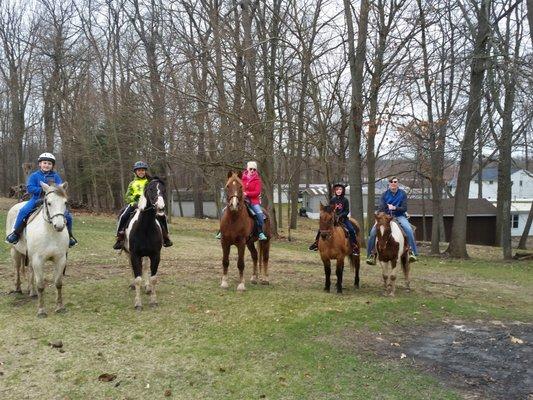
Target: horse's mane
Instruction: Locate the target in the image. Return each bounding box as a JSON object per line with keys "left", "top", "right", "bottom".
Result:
{"left": 322, "top": 205, "right": 334, "bottom": 213}
{"left": 226, "top": 173, "right": 243, "bottom": 186}
{"left": 47, "top": 185, "right": 68, "bottom": 198}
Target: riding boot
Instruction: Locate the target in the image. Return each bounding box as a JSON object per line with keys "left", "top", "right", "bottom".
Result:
{"left": 5, "top": 220, "right": 26, "bottom": 244}
{"left": 351, "top": 241, "right": 359, "bottom": 256}
{"left": 156, "top": 215, "right": 173, "bottom": 247}
{"left": 67, "top": 227, "right": 78, "bottom": 248}
{"left": 113, "top": 231, "right": 125, "bottom": 250}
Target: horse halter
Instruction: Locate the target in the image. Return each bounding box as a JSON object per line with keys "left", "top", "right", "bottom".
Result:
{"left": 43, "top": 190, "right": 67, "bottom": 226}
{"left": 142, "top": 180, "right": 165, "bottom": 213}
{"left": 319, "top": 212, "right": 337, "bottom": 239}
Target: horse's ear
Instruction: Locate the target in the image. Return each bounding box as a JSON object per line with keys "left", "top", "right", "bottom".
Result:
{"left": 40, "top": 181, "right": 51, "bottom": 192}
{"left": 227, "top": 171, "right": 233, "bottom": 179}
{"left": 61, "top": 181, "right": 68, "bottom": 190}
{"left": 237, "top": 171, "right": 243, "bottom": 179}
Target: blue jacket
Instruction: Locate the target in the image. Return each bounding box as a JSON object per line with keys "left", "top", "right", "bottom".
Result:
{"left": 378, "top": 189, "right": 408, "bottom": 217}
{"left": 27, "top": 170, "right": 63, "bottom": 199}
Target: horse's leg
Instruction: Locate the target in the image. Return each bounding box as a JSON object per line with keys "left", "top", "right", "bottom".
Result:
{"left": 142, "top": 258, "right": 152, "bottom": 294}
{"left": 401, "top": 250, "right": 411, "bottom": 291}
{"left": 336, "top": 258, "right": 344, "bottom": 294}
{"left": 27, "top": 263, "right": 36, "bottom": 297}
{"left": 389, "top": 259, "right": 398, "bottom": 297}
{"left": 352, "top": 255, "right": 360, "bottom": 289}
{"left": 53, "top": 255, "right": 67, "bottom": 313}
{"left": 260, "top": 241, "right": 270, "bottom": 285}
{"left": 131, "top": 254, "right": 143, "bottom": 310}
{"left": 32, "top": 255, "right": 47, "bottom": 318}
{"left": 247, "top": 241, "right": 258, "bottom": 284}
{"left": 11, "top": 249, "right": 22, "bottom": 294}
{"left": 380, "top": 260, "right": 390, "bottom": 296}
{"left": 322, "top": 258, "right": 331, "bottom": 292}
{"left": 236, "top": 243, "right": 246, "bottom": 292}
{"left": 148, "top": 254, "right": 160, "bottom": 307}
{"left": 221, "top": 243, "right": 230, "bottom": 289}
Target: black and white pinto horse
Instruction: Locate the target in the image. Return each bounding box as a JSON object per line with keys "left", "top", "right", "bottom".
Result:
{"left": 123, "top": 178, "right": 166, "bottom": 310}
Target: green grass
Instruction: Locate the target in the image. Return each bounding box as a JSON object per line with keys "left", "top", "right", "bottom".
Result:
{"left": 0, "top": 204, "right": 532, "bottom": 399}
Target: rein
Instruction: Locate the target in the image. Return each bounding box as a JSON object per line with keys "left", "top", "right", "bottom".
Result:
{"left": 42, "top": 191, "right": 66, "bottom": 225}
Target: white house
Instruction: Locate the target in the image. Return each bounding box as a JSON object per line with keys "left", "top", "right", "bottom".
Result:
{"left": 468, "top": 168, "right": 533, "bottom": 200}
{"left": 489, "top": 199, "right": 533, "bottom": 237}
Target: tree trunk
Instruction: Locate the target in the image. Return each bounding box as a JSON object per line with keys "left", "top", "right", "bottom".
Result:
{"left": 447, "top": 0, "right": 491, "bottom": 258}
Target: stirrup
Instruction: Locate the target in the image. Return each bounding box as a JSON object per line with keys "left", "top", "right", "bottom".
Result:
{"left": 409, "top": 253, "right": 417, "bottom": 262}
{"left": 308, "top": 242, "right": 318, "bottom": 251}
{"left": 163, "top": 238, "right": 173, "bottom": 247}
{"left": 113, "top": 240, "right": 124, "bottom": 250}
{"left": 366, "top": 255, "right": 376, "bottom": 265}
{"left": 215, "top": 231, "right": 222, "bottom": 240}
{"left": 69, "top": 237, "right": 78, "bottom": 248}
{"left": 258, "top": 232, "right": 267, "bottom": 241}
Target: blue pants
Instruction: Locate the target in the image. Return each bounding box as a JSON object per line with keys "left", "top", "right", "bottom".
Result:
{"left": 343, "top": 219, "right": 357, "bottom": 245}
{"left": 13, "top": 197, "right": 73, "bottom": 233}
{"left": 250, "top": 204, "right": 264, "bottom": 229}
{"left": 367, "top": 215, "right": 417, "bottom": 256}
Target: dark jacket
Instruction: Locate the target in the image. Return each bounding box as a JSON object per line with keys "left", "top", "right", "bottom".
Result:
{"left": 330, "top": 195, "right": 350, "bottom": 220}
{"left": 378, "top": 189, "right": 408, "bottom": 217}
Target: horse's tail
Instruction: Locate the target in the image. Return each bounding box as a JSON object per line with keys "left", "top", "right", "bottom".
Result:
{"left": 349, "top": 217, "right": 363, "bottom": 251}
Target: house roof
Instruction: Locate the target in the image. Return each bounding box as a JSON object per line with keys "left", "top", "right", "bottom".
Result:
{"left": 472, "top": 167, "right": 521, "bottom": 181}
{"left": 408, "top": 198, "right": 497, "bottom": 217}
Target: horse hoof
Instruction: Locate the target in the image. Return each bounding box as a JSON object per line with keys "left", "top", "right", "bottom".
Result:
{"left": 9, "top": 289, "right": 22, "bottom": 295}
{"left": 220, "top": 281, "right": 229, "bottom": 289}
{"left": 37, "top": 311, "right": 47, "bottom": 318}
{"left": 55, "top": 307, "right": 66, "bottom": 314}
{"left": 30, "top": 293, "right": 38, "bottom": 299}
{"left": 135, "top": 305, "right": 142, "bottom": 311}
{"left": 260, "top": 279, "right": 269, "bottom": 285}
{"left": 237, "top": 283, "right": 246, "bottom": 292}
{"left": 323, "top": 287, "right": 330, "bottom": 292}
{"left": 129, "top": 283, "right": 135, "bottom": 290}
{"left": 149, "top": 302, "right": 158, "bottom": 308}
{"left": 145, "top": 287, "right": 152, "bottom": 295}
{"left": 250, "top": 276, "right": 258, "bottom": 284}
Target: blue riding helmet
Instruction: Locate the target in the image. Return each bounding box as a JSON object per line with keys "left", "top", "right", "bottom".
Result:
{"left": 133, "top": 161, "right": 149, "bottom": 171}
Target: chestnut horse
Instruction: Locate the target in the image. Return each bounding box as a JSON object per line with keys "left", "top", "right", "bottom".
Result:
{"left": 219, "top": 171, "right": 271, "bottom": 291}
{"left": 317, "top": 204, "right": 361, "bottom": 293}
{"left": 374, "top": 212, "right": 410, "bottom": 296}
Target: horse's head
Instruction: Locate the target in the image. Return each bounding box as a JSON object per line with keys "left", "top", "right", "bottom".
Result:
{"left": 225, "top": 171, "right": 244, "bottom": 212}
{"left": 319, "top": 203, "right": 337, "bottom": 239}
{"left": 375, "top": 212, "right": 393, "bottom": 229}
{"left": 375, "top": 212, "right": 393, "bottom": 252}
{"left": 40, "top": 181, "right": 68, "bottom": 231}
{"left": 140, "top": 178, "right": 166, "bottom": 214}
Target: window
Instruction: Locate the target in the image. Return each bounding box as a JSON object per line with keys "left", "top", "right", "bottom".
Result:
{"left": 489, "top": 180, "right": 494, "bottom": 184}
{"left": 511, "top": 214, "right": 519, "bottom": 229}
{"left": 520, "top": 180, "right": 523, "bottom": 186}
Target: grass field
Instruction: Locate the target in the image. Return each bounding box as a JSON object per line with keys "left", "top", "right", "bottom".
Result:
{"left": 0, "top": 197, "right": 532, "bottom": 399}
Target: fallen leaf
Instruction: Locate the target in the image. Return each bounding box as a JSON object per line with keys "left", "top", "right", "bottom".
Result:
{"left": 164, "top": 389, "right": 172, "bottom": 397}
{"left": 98, "top": 373, "right": 117, "bottom": 382}
{"left": 510, "top": 336, "right": 524, "bottom": 344}
{"left": 400, "top": 353, "right": 407, "bottom": 359}
{"left": 390, "top": 342, "right": 400, "bottom": 347}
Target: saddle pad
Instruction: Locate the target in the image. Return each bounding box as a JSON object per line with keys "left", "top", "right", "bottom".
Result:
{"left": 26, "top": 204, "right": 44, "bottom": 225}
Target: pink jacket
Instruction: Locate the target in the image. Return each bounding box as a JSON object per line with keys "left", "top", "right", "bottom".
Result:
{"left": 242, "top": 170, "right": 262, "bottom": 205}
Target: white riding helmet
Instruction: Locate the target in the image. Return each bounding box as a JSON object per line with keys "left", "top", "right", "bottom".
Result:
{"left": 247, "top": 161, "right": 258, "bottom": 170}
{"left": 38, "top": 152, "right": 56, "bottom": 164}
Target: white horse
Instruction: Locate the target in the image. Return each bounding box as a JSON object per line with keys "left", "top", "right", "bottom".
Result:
{"left": 5, "top": 182, "right": 70, "bottom": 317}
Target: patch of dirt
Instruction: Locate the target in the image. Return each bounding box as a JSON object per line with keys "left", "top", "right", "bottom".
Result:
{"left": 337, "top": 320, "right": 532, "bottom": 400}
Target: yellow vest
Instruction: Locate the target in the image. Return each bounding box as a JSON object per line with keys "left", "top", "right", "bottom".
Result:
{"left": 125, "top": 177, "right": 148, "bottom": 205}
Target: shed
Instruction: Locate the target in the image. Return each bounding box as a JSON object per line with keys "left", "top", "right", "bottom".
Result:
{"left": 408, "top": 198, "right": 497, "bottom": 246}
{"left": 170, "top": 189, "right": 219, "bottom": 218}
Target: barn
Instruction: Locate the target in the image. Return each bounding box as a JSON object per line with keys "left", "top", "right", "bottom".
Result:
{"left": 408, "top": 198, "right": 497, "bottom": 246}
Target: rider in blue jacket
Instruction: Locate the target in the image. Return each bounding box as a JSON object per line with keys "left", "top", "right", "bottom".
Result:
{"left": 5, "top": 153, "right": 77, "bottom": 247}
{"left": 366, "top": 177, "right": 417, "bottom": 265}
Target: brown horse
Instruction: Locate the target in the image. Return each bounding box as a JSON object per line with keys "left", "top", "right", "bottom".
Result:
{"left": 219, "top": 171, "right": 271, "bottom": 291}
{"left": 374, "top": 212, "right": 410, "bottom": 296}
{"left": 317, "top": 204, "right": 361, "bottom": 293}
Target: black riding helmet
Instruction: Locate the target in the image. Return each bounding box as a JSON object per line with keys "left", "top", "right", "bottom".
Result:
{"left": 133, "top": 161, "right": 149, "bottom": 171}
{"left": 332, "top": 182, "right": 346, "bottom": 196}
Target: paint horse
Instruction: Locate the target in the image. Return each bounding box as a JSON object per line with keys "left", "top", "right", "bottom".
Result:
{"left": 220, "top": 171, "right": 271, "bottom": 291}
{"left": 5, "top": 182, "right": 70, "bottom": 317}
{"left": 373, "top": 212, "right": 411, "bottom": 296}
{"left": 123, "top": 178, "right": 166, "bottom": 309}
{"left": 317, "top": 204, "right": 361, "bottom": 293}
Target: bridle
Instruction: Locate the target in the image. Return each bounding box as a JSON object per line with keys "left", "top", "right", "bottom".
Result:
{"left": 319, "top": 212, "right": 337, "bottom": 239}
{"left": 142, "top": 180, "right": 164, "bottom": 213}
{"left": 42, "top": 190, "right": 67, "bottom": 226}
